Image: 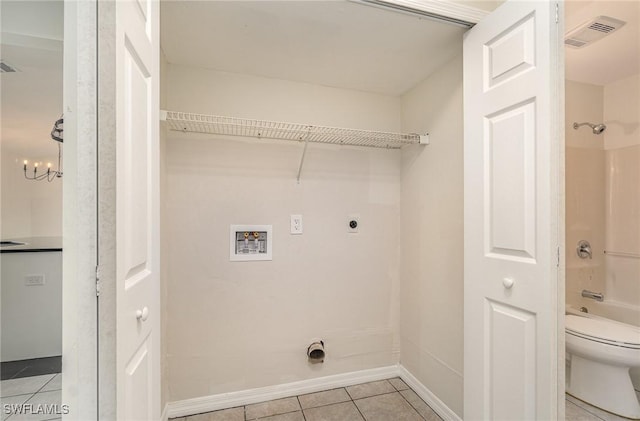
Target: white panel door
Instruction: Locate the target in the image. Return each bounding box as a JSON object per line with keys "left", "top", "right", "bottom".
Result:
{"left": 463, "top": 1, "right": 562, "bottom": 420}
{"left": 115, "top": 0, "right": 160, "bottom": 419}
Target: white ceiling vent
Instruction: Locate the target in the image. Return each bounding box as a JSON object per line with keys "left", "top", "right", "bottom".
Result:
{"left": 565, "top": 16, "right": 626, "bottom": 49}
{"left": 0, "top": 60, "right": 19, "bottom": 73}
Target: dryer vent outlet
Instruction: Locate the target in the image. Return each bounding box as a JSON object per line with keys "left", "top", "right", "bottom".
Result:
{"left": 307, "top": 341, "right": 325, "bottom": 363}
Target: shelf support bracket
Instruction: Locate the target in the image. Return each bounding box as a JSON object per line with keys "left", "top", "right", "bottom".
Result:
{"left": 296, "top": 127, "right": 312, "bottom": 183}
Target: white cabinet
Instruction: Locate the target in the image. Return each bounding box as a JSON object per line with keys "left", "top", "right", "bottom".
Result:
{"left": 1, "top": 251, "right": 62, "bottom": 361}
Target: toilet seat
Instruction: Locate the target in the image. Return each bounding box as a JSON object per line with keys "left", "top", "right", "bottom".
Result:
{"left": 566, "top": 315, "right": 640, "bottom": 349}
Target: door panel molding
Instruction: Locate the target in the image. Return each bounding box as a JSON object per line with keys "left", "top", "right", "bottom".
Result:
{"left": 464, "top": 1, "right": 562, "bottom": 419}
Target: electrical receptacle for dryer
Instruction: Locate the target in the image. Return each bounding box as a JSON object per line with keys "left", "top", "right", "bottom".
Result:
{"left": 348, "top": 215, "right": 360, "bottom": 233}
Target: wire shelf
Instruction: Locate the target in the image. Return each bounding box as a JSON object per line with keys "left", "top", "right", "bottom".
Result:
{"left": 161, "top": 110, "right": 427, "bottom": 149}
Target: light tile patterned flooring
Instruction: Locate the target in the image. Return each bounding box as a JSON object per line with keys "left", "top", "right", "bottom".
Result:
{"left": 1, "top": 374, "right": 637, "bottom": 420}
{"left": 171, "top": 379, "right": 439, "bottom": 421}
{"left": 0, "top": 374, "right": 62, "bottom": 421}
{"left": 171, "top": 378, "right": 640, "bottom": 421}
{"left": 566, "top": 389, "right": 640, "bottom": 421}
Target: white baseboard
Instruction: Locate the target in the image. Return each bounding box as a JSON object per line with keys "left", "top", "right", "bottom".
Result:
{"left": 160, "top": 403, "right": 169, "bottom": 421}
{"left": 166, "top": 365, "right": 399, "bottom": 418}
{"left": 398, "top": 365, "right": 462, "bottom": 421}
{"left": 166, "top": 364, "right": 460, "bottom": 420}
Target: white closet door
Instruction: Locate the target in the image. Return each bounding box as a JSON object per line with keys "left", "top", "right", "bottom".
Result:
{"left": 115, "top": 0, "right": 160, "bottom": 419}
{"left": 463, "top": 1, "right": 562, "bottom": 419}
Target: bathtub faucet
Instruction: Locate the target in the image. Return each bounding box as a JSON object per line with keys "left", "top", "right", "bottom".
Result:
{"left": 581, "top": 289, "right": 604, "bottom": 302}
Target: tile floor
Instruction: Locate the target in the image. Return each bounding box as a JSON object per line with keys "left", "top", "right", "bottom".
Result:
{"left": 1, "top": 357, "right": 62, "bottom": 381}
{"left": 170, "top": 379, "right": 439, "bottom": 421}
{"left": 2, "top": 375, "right": 637, "bottom": 420}
{"left": 566, "top": 389, "right": 640, "bottom": 421}
{"left": 0, "top": 374, "right": 62, "bottom": 421}
{"left": 170, "top": 379, "right": 640, "bottom": 421}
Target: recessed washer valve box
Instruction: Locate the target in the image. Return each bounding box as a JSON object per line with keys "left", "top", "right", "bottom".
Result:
{"left": 230, "top": 225, "right": 273, "bottom": 261}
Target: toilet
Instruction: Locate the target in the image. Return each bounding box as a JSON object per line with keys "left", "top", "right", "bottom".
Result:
{"left": 566, "top": 314, "right": 640, "bottom": 419}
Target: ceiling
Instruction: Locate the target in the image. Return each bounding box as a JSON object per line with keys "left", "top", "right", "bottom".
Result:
{"left": 1, "top": 0, "right": 63, "bottom": 41}
{"left": 565, "top": 0, "right": 640, "bottom": 86}
{"left": 1, "top": 1, "right": 63, "bottom": 156}
{"left": 160, "top": 1, "right": 467, "bottom": 96}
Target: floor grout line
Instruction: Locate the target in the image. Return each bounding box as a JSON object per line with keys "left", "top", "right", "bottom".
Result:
{"left": 396, "top": 389, "right": 430, "bottom": 421}
{"left": 1, "top": 392, "right": 36, "bottom": 421}
{"left": 0, "top": 374, "right": 56, "bottom": 399}
{"left": 351, "top": 395, "right": 367, "bottom": 421}
{"left": 352, "top": 390, "right": 400, "bottom": 403}
{"left": 295, "top": 396, "right": 307, "bottom": 421}
{"left": 37, "top": 374, "right": 59, "bottom": 393}
{"left": 8, "top": 367, "right": 29, "bottom": 381}
{"left": 299, "top": 385, "right": 347, "bottom": 398}
{"left": 566, "top": 399, "right": 607, "bottom": 421}
{"left": 247, "top": 408, "right": 301, "bottom": 421}
{"left": 566, "top": 395, "right": 632, "bottom": 421}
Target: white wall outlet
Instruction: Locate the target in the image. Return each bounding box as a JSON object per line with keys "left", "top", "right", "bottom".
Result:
{"left": 348, "top": 215, "right": 360, "bottom": 233}
{"left": 25, "top": 274, "right": 45, "bottom": 286}
{"left": 290, "top": 214, "right": 303, "bottom": 234}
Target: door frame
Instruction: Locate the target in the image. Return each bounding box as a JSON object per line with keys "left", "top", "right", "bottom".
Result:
{"left": 62, "top": 0, "right": 99, "bottom": 419}
{"left": 554, "top": 2, "right": 567, "bottom": 416}
{"left": 63, "top": 0, "right": 152, "bottom": 418}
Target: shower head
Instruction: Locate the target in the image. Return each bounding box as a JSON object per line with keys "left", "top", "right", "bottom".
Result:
{"left": 573, "top": 122, "right": 606, "bottom": 135}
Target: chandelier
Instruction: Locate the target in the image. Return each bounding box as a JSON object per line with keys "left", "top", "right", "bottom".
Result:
{"left": 23, "top": 116, "right": 63, "bottom": 182}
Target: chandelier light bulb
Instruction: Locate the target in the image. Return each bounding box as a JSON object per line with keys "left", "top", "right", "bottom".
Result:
{"left": 24, "top": 115, "right": 64, "bottom": 182}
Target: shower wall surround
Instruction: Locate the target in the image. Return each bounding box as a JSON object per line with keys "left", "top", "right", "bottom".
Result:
{"left": 603, "top": 73, "right": 640, "bottom": 308}
{"left": 565, "top": 80, "right": 606, "bottom": 306}
{"left": 565, "top": 74, "right": 640, "bottom": 310}
{"left": 163, "top": 64, "right": 403, "bottom": 402}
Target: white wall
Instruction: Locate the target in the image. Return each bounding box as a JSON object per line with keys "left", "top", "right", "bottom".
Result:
{"left": 164, "top": 65, "right": 403, "bottom": 402}
{"left": 564, "top": 80, "right": 606, "bottom": 309}
{"left": 1, "top": 251, "right": 62, "bottom": 361}
{"left": 1, "top": 148, "right": 62, "bottom": 239}
{"left": 603, "top": 74, "right": 640, "bottom": 308}
{"left": 399, "top": 54, "right": 464, "bottom": 417}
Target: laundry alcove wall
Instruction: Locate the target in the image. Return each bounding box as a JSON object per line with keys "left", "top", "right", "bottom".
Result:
{"left": 160, "top": 2, "right": 467, "bottom": 416}
{"left": 162, "top": 63, "right": 405, "bottom": 401}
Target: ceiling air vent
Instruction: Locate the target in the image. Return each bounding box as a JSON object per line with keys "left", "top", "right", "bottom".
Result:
{"left": 0, "top": 60, "right": 19, "bottom": 73}
{"left": 565, "top": 16, "right": 626, "bottom": 49}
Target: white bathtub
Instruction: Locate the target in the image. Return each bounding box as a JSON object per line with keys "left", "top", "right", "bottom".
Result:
{"left": 567, "top": 300, "right": 640, "bottom": 328}
{"left": 566, "top": 301, "right": 640, "bottom": 390}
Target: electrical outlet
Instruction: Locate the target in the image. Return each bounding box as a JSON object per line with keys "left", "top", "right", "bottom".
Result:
{"left": 25, "top": 274, "right": 45, "bottom": 286}
{"left": 348, "top": 215, "right": 360, "bottom": 233}
{"left": 290, "top": 214, "right": 303, "bottom": 234}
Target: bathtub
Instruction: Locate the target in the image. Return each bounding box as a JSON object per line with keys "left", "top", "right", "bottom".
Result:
{"left": 566, "top": 301, "right": 640, "bottom": 390}
{"left": 567, "top": 300, "right": 640, "bottom": 328}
